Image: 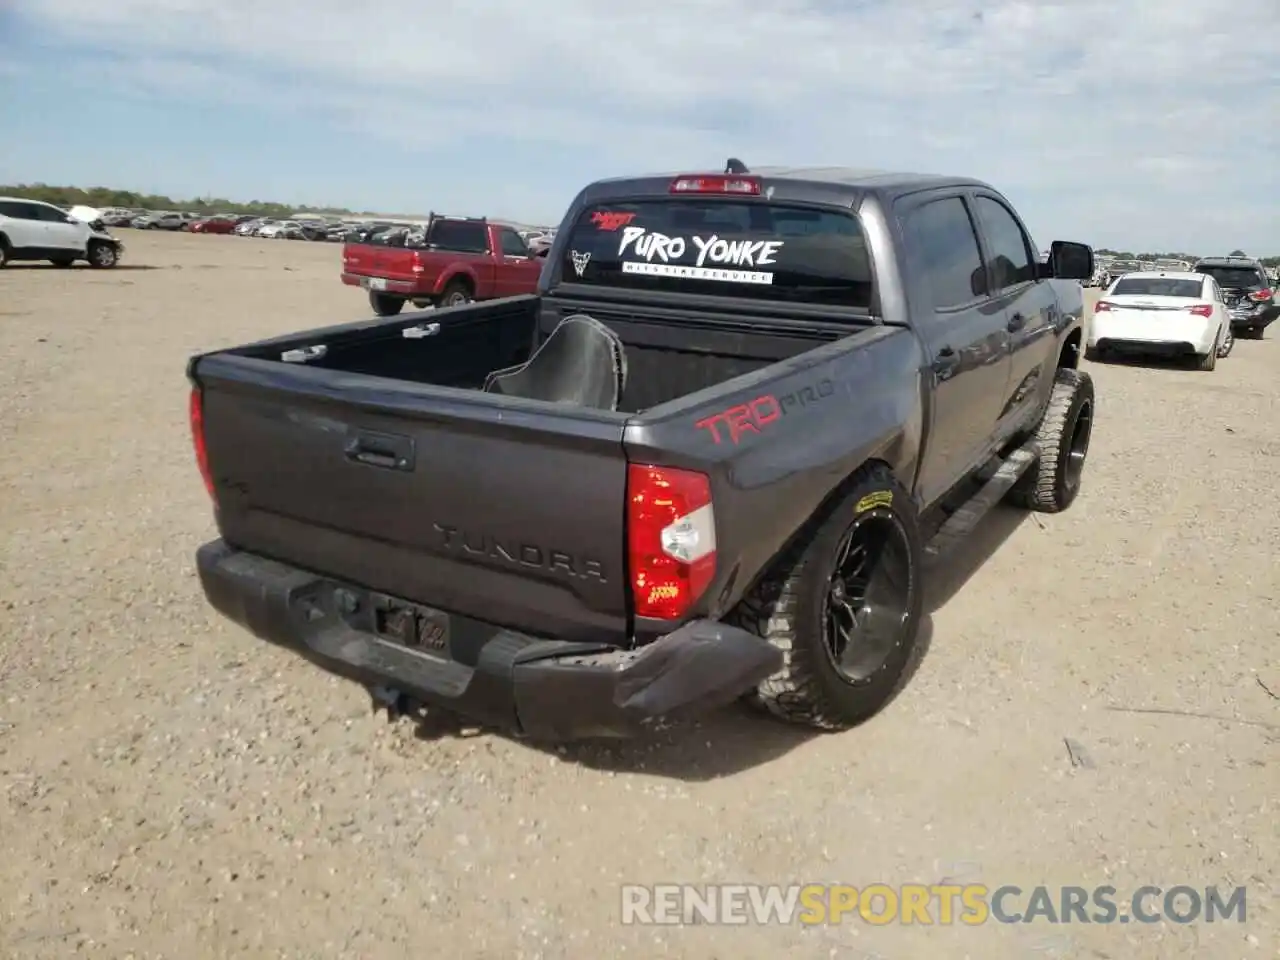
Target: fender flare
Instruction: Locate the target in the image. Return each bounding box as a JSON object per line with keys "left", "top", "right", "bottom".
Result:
{"left": 433, "top": 266, "right": 479, "bottom": 296}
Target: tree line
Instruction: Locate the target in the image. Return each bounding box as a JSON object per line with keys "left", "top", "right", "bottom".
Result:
{"left": 0, "top": 183, "right": 352, "bottom": 220}
{"left": 1089, "top": 249, "right": 1279, "bottom": 268}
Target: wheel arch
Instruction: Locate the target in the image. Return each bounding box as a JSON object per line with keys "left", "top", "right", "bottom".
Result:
{"left": 434, "top": 268, "right": 477, "bottom": 297}
{"left": 717, "top": 454, "right": 912, "bottom": 621}
{"left": 1058, "top": 328, "right": 1082, "bottom": 369}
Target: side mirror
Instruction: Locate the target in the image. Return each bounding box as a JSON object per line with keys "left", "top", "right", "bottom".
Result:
{"left": 1048, "top": 240, "right": 1093, "bottom": 281}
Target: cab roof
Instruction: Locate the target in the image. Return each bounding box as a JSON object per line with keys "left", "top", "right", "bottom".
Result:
{"left": 580, "top": 165, "right": 993, "bottom": 207}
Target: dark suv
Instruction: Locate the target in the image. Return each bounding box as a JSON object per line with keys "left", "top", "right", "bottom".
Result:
{"left": 1191, "top": 256, "right": 1276, "bottom": 338}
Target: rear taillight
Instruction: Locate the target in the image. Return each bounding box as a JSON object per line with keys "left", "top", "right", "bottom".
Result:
{"left": 1187, "top": 304, "right": 1214, "bottom": 317}
{"left": 189, "top": 386, "right": 215, "bottom": 500}
{"left": 669, "top": 175, "right": 761, "bottom": 196}
{"left": 1249, "top": 289, "right": 1272, "bottom": 302}
{"left": 1094, "top": 301, "right": 1114, "bottom": 312}
{"left": 626, "top": 464, "right": 716, "bottom": 621}
{"left": 411, "top": 251, "right": 424, "bottom": 274}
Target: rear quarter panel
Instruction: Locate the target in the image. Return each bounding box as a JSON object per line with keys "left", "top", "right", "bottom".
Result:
{"left": 624, "top": 325, "right": 927, "bottom": 622}
{"left": 426, "top": 254, "right": 497, "bottom": 298}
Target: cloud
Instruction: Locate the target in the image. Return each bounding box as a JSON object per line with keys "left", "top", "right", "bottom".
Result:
{"left": 6, "top": 0, "right": 1279, "bottom": 249}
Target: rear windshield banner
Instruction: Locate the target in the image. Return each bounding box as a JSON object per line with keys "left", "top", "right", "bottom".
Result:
{"left": 614, "top": 227, "right": 782, "bottom": 285}
{"left": 561, "top": 200, "right": 874, "bottom": 310}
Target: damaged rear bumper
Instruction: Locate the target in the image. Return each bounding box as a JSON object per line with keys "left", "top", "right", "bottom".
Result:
{"left": 195, "top": 539, "right": 782, "bottom": 740}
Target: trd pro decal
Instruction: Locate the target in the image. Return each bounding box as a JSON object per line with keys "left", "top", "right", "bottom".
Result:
{"left": 695, "top": 378, "right": 835, "bottom": 445}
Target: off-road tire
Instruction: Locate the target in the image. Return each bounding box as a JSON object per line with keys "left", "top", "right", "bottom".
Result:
{"left": 1083, "top": 345, "right": 1104, "bottom": 363}
{"left": 87, "top": 241, "right": 118, "bottom": 269}
{"left": 369, "top": 292, "right": 404, "bottom": 317}
{"left": 728, "top": 463, "right": 925, "bottom": 731}
{"left": 1006, "top": 368, "right": 1094, "bottom": 513}
{"left": 0, "top": 236, "right": 10, "bottom": 268}
{"left": 437, "top": 280, "right": 473, "bottom": 308}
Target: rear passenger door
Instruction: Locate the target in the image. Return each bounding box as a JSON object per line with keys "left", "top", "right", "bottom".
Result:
{"left": 969, "top": 192, "right": 1060, "bottom": 437}
{"left": 898, "top": 192, "right": 1013, "bottom": 506}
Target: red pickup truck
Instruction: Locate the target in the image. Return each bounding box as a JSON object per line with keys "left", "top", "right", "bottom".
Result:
{"left": 341, "top": 214, "right": 546, "bottom": 316}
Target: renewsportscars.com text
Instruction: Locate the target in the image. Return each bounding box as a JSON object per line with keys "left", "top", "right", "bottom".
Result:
{"left": 620, "top": 883, "right": 1247, "bottom": 926}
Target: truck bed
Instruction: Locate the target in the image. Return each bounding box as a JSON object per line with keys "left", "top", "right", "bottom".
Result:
{"left": 224, "top": 294, "right": 846, "bottom": 413}
{"left": 192, "top": 294, "right": 862, "bottom": 645}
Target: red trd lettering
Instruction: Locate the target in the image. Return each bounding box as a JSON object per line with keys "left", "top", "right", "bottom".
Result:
{"left": 694, "top": 395, "right": 782, "bottom": 445}
{"left": 750, "top": 395, "right": 781, "bottom": 424}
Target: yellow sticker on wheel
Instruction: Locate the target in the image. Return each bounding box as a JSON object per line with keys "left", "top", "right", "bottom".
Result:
{"left": 855, "top": 490, "right": 893, "bottom": 514}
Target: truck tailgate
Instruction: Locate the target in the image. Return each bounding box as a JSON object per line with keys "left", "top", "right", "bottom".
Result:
{"left": 342, "top": 244, "right": 418, "bottom": 282}
{"left": 194, "top": 355, "right": 631, "bottom": 642}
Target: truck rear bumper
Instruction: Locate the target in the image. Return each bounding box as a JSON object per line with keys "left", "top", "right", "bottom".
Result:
{"left": 340, "top": 272, "right": 422, "bottom": 296}
{"left": 196, "top": 539, "right": 782, "bottom": 740}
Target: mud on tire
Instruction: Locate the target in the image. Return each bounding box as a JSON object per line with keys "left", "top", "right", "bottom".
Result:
{"left": 727, "top": 462, "right": 925, "bottom": 731}
{"left": 1006, "top": 368, "right": 1094, "bottom": 513}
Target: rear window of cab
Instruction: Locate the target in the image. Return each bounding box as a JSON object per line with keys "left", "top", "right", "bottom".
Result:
{"left": 560, "top": 199, "right": 874, "bottom": 310}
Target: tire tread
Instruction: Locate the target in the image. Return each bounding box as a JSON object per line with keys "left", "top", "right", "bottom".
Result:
{"left": 1006, "top": 368, "right": 1092, "bottom": 513}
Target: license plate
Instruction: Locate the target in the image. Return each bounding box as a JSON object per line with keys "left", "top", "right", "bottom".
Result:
{"left": 363, "top": 277, "right": 387, "bottom": 291}
{"left": 373, "top": 599, "right": 450, "bottom": 656}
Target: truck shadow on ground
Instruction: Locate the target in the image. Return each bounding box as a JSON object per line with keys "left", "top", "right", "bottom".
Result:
{"left": 405, "top": 506, "right": 1029, "bottom": 780}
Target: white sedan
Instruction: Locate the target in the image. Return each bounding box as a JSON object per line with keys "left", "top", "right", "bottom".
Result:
{"left": 1086, "top": 271, "right": 1232, "bottom": 370}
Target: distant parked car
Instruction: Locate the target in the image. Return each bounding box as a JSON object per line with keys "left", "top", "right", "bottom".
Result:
{"left": 1191, "top": 256, "right": 1277, "bottom": 339}
{"left": 294, "top": 220, "right": 330, "bottom": 241}
{"left": 133, "top": 211, "right": 195, "bottom": 231}
{"left": 258, "top": 220, "right": 303, "bottom": 239}
{"left": 190, "top": 215, "right": 238, "bottom": 234}
{"left": 1088, "top": 271, "right": 1232, "bottom": 368}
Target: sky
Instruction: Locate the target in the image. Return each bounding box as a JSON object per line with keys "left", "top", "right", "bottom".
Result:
{"left": 1, "top": 0, "right": 1277, "bottom": 254}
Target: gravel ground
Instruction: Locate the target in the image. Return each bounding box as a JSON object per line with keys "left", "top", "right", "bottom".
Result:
{"left": 1, "top": 231, "right": 1277, "bottom": 959}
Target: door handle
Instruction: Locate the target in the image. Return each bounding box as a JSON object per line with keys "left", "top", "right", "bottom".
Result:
{"left": 1007, "top": 313, "right": 1027, "bottom": 332}
{"left": 344, "top": 430, "right": 415, "bottom": 471}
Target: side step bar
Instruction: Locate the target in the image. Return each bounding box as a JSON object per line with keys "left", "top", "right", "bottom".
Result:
{"left": 923, "top": 445, "right": 1038, "bottom": 561}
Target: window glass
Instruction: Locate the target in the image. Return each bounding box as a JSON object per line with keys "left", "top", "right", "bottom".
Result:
{"left": 1111, "top": 277, "right": 1203, "bottom": 297}
{"left": 973, "top": 196, "right": 1034, "bottom": 290}
{"left": 500, "top": 229, "right": 529, "bottom": 256}
{"left": 905, "top": 197, "right": 986, "bottom": 309}
{"left": 427, "top": 220, "right": 488, "bottom": 253}
{"left": 1194, "top": 265, "right": 1265, "bottom": 290}
{"left": 560, "top": 199, "right": 873, "bottom": 309}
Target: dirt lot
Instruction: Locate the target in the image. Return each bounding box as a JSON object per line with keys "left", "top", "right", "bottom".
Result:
{"left": 1, "top": 230, "right": 1277, "bottom": 959}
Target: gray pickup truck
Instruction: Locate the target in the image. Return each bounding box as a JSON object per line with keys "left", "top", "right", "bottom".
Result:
{"left": 187, "top": 160, "right": 1096, "bottom": 740}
